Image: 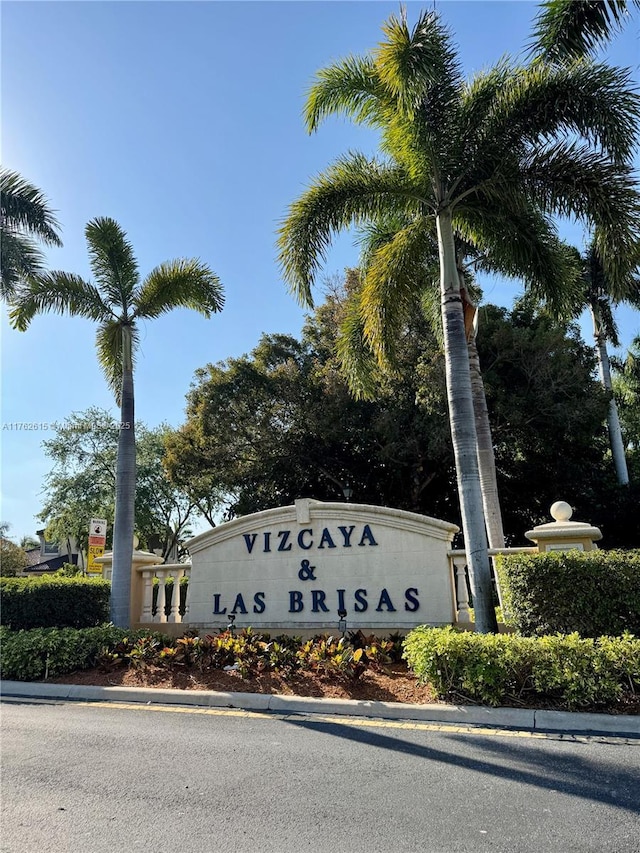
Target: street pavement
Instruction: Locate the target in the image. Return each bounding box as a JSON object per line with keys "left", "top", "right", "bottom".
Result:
{"left": 1, "top": 694, "right": 639, "bottom": 853}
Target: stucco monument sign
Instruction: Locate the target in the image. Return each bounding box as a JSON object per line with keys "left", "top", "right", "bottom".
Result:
{"left": 187, "top": 499, "right": 459, "bottom": 632}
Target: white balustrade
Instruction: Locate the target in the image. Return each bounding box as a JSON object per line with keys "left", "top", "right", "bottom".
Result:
{"left": 135, "top": 563, "right": 191, "bottom": 625}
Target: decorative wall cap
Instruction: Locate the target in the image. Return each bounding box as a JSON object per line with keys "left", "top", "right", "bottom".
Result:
{"left": 187, "top": 499, "right": 460, "bottom": 555}
{"left": 525, "top": 501, "right": 602, "bottom": 543}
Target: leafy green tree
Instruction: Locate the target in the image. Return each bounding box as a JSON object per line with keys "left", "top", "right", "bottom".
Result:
{"left": 278, "top": 9, "right": 639, "bottom": 631}
{"left": 10, "top": 218, "right": 224, "bottom": 626}
{"left": 39, "top": 409, "right": 200, "bottom": 560}
{"left": 531, "top": 0, "right": 639, "bottom": 62}
{"left": 165, "top": 291, "right": 456, "bottom": 521}
{"left": 477, "top": 301, "right": 613, "bottom": 536}
{"left": 0, "top": 168, "right": 62, "bottom": 300}
{"left": 0, "top": 523, "right": 28, "bottom": 577}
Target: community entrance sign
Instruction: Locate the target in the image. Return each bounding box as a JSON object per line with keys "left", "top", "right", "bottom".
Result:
{"left": 186, "top": 499, "right": 459, "bottom": 632}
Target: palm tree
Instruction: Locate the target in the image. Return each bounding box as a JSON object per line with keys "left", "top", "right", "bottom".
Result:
{"left": 580, "top": 239, "right": 640, "bottom": 484}
{"left": 531, "top": 0, "right": 639, "bottom": 63}
{"left": 10, "top": 217, "right": 224, "bottom": 626}
{"left": 0, "top": 168, "right": 62, "bottom": 300}
{"left": 338, "top": 215, "right": 507, "bottom": 549}
{"left": 278, "top": 9, "right": 639, "bottom": 633}
{"left": 531, "top": 2, "right": 640, "bottom": 486}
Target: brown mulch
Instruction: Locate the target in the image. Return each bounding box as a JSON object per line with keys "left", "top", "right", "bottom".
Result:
{"left": 51, "top": 662, "right": 438, "bottom": 704}
{"left": 48, "top": 664, "right": 640, "bottom": 714}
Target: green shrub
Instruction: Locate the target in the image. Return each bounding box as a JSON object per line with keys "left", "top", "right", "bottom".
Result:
{"left": 403, "top": 626, "right": 640, "bottom": 710}
{"left": 0, "top": 576, "right": 111, "bottom": 630}
{"left": 496, "top": 550, "right": 640, "bottom": 637}
{"left": 0, "top": 625, "right": 173, "bottom": 680}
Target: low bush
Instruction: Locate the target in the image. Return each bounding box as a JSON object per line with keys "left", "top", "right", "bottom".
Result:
{"left": 0, "top": 625, "right": 170, "bottom": 681}
{"left": 403, "top": 626, "right": 640, "bottom": 709}
{"left": 496, "top": 550, "right": 640, "bottom": 638}
{"left": 0, "top": 576, "right": 111, "bottom": 630}
{"left": 0, "top": 626, "right": 395, "bottom": 683}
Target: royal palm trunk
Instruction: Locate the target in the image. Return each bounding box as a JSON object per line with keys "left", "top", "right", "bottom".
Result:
{"left": 110, "top": 326, "right": 137, "bottom": 627}
{"left": 437, "top": 209, "right": 498, "bottom": 633}
{"left": 591, "top": 303, "right": 629, "bottom": 486}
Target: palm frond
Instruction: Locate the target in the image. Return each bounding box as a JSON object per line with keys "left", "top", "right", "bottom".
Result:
{"left": 336, "top": 289, "right": 386, "bottom": 400}
{"left": 277, "top": 153, "right": 426, "bottom": 306}
{"left": 0, "top": 167, "right": 62, "bottom": 245}
{"left": 0, "top": 232, "right": 46, "bottom": 300}
{"left": 530, "top": 0, "right": 638, "bottom": 63}
{"left": 375, "top": 9, "right": 462, "bottom": 114}
{"left": 467, "top": 61, "right": 640, "bottom": 174}
{"left": 8, "top": 271, "right": 111, "bottom": 332}
{"left": 455, "top": 197, "right": 582, "bottom": 314}
{"left": 95, "top": 319, "right": 140, "bottom": 405}
{"left": 360, "top": 218, "right": 435, "bottom": 364}
{"left": 519, "top": 141, "right": 640, "bottom": 289}
{"left": 304, "top": 56, "right": 386, "bottom": 132}
{"left": 85, "top": 217, "right": 140, "bottom": 311}
{"left": 134, "top": 260, "right": 224, "bottom": 320}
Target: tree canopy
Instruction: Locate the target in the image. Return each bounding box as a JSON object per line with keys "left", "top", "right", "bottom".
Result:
{"left": 39, "top": 408, "right": 201, "bottom": 561}
{"left": 165, "top": 286, "right": 638, "bottom": 545}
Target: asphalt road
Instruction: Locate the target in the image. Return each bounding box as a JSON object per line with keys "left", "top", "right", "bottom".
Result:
{"left": 1, "top": 698, "right": 639, "bottom": 853}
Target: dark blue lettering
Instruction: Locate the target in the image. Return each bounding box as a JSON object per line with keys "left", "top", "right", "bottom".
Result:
{"left": 277, "top": 530, "right": 292, "bottom": 551}
{"left": 358, "top": 525, "right": 378, "bottom": 547}
{"left": 263, "top": 532, "right": 271, "bottom": 552}
{"left": 212, "top": 593, "right": 227, "bottom": 615}
{"left": 337, "top": 588, "right": 346, "bottom": 613}
{"left": 297, "top": 529, "right": 313, "bottom": 550}
{"left": 375, "top": 588, "right": 396, "bottom": 612}
{"left": 354, "top": 588, "right": 368, "bottom": 612}
{"left": 243, "top": 533, "right": 257, "bottom": 554}
{"left": 311, "top": 590, "right": 329, "bottom": 613}
{"left": 318, "top": 528, "right": 336, "bottom": 549}
{"left": 338, "top": 525, "right": 355, "bottom": 547}
{"left": 231, "top": 593, "right": 248, "bottom": 615}
{"left": 253, "top": 592, "right": 266, "bottom": 614}
{"left": 289, "top": 590, "right": 304, "bottom": 612}
{"left": 404, "top": 587, "right": 419, "bottom": 612}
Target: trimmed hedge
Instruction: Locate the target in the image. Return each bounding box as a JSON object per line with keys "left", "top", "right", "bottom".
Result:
{"left": 403, "top": 626, "right": 640, "bottom": 710}
{"left": 0, "top": 576, "right": 111, "bottom": 630}
{"left": 0, "top": 625, "right": 169, "bottom": 681}
{"left": 496, "top": 550, "right": 640, "bottom": 638}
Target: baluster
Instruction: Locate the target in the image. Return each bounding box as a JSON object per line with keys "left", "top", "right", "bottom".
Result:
{"left": 455, "top": 559, "right": 472, "bottom": 623}
{"left": 140, "top": 570, "right": 155, "bottom": 623}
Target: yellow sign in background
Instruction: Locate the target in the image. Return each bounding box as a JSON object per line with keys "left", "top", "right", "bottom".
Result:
{"left": 86, "top": 517, "right": 108, "bottom": 575}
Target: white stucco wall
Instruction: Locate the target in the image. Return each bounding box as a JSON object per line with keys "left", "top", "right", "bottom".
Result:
{"left": 186, "top": 499, "right": 459, "bottom": 633}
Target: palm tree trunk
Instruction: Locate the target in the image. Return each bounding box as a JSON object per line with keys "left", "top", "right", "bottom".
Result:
{"left": 110, "top": 326, "right": 136, "bottom": 627}
{"left": 591, "top": 303, "right": 629, "bottom": 486}
{"left": 456, "top": 262, "right": 506, "bottom": 551}
{"left": 437, "top": 209, "right": 498, "bottom": 633}
{"left": 468, "top": 323, "right": 506, "bottom": 549}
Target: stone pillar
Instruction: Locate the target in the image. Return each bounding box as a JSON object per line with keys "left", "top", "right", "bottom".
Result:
{"left": 525, "top": 501, "right": 602, "bottom": 553}
{"left": 94, "top": 545, "right": 160, "bottom": 625}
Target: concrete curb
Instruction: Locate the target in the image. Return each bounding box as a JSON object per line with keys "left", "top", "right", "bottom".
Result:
{"left": 2, "top": 680, "right": 639, "bottom": 736}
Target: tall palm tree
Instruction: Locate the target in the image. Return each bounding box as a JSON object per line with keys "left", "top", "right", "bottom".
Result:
{"left": 278, "top": 9, "right": 639, "bottom": 632}
{"left": 0, "top": 168, "right": 62, "bottom": 300}
{"left": 339, "top": 215, "right": 508, "bottom": 549}
{"left": 580, "top": 238, "right": 640, "bottom": 484}
{"left": 531, "top": 0, "right": 639, "bottom": 63}
{"left": 10, "top": 217, "right": 224, "bottom": 626}
{"left": 531, "top": 2, "right": 640, "bottom": 486}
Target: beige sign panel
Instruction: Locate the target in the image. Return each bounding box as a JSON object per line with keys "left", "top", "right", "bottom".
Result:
{"left": 186, "top": 499, "right": 459, "bottom": 632}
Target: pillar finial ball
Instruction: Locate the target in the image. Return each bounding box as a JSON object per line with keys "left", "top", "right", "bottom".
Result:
{"left": 133, "top": 534, "right": 139, "bottom": 550}
{"left": 550, "top": 501, "right": 573, "bottom": 522}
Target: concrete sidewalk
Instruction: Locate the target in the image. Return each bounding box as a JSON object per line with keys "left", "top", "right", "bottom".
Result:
{"left": 2, "top": 679, "right": 639, "bottom": 736}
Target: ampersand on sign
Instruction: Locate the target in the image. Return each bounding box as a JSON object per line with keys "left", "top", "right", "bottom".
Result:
{"left": 298, "top": 559, "right": 316, "bottom": 581}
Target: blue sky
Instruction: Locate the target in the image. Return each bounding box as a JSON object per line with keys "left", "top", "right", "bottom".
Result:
{"left": 2, "top": 1, "right": 639, "bottom": 542}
